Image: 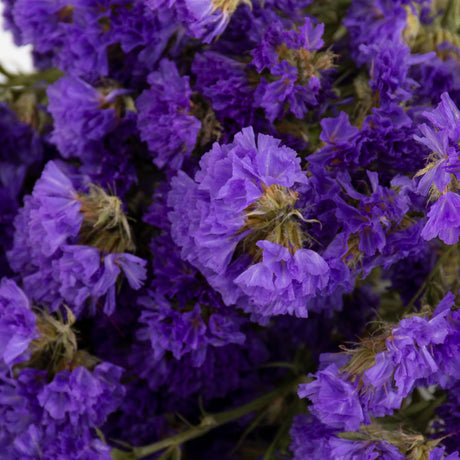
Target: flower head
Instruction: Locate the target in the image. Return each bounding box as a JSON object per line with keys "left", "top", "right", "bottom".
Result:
{"left": 169, "top": 127, "right": 329, "bottom": 318}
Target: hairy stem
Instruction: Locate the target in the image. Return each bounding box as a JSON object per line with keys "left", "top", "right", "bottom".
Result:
{"left": 111, "top": 378, "right": 302, "bottom": 460}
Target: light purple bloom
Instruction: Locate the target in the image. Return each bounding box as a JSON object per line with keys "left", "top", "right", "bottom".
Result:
{"left": 298, "top": 363, "right": 364, "bottom": 432}
{"left": 8, "top": 161, "right": 146, "bottom": 317}
{"left": 0, "top": 279, "right": 38, "bottom": 368}
{"left": 169, "top": 127, "right": 330, "bottom": 318}
{"left": 421, "top": 192, "right": 460, "bottom": 244}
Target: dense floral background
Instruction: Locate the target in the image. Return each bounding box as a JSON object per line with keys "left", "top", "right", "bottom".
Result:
{"left": 1, "top": 0, "right": 460, "bottom": 458}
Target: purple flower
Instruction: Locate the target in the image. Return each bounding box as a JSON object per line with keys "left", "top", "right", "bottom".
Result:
{"left": 421, "top": 192, "right": 460, "bottom": 244}
{"left": 192, "top": 50, "right": 256, "bottom": 130}
{"left": 328, "top": 437, "right": 404, "bottom": 460}
{"left": 181, "top": 0, "right": 248, "bottom": 43}
{"left": 37, "top": 363, "right": 124, "bottom": 427}
{"left": 0, "top": 279, "right": 39, "bottom": 368}
{"left": 47, "top": 77, "right": 137, "bottom": 194}
{"left": 13, "top": 424, "right": 113, "bottom": 459}
{"left": 252, "top": 17, "right": 333, "bottom": 122}
{"left": 413, "top": 93, "right": 460, "bottom": 196}
{"left": 8, "top": 161, "right": 146, "bottom": 317}
{"left": 289, "top": 415, "right": 335, "bottom": 460}
{"left": 136, "top": 59, "right": 201, "bottom": 170}
{"left": 255, "top": 61, "right": 315, "bottom": 122}
{"left": 429, "top": 447, "right": 460, "bottom": 460}
{"left": 364, "top": 292, "right": 456, "bottom": 398}
{"left": 334, "top": 171, "right": 411, "bottom": 257}
{"left": 168, "top": 127, "right": 330, "bottom": 318}
{"left": 13, "top": 0, "right": 115, "bottom": 79}
{"left": 234, "top": 240, "right": 329, "bottom": 317}
{"left": 363, "top": 39, "right": 431, "bottom": 105}
{"left": 298, "top": 363, "right": 364, "bottom": 432}
{"left": 47, "top": 77, "right": 120, "bottom": 159}
{"left": 423, "top": 92, "right": 460, "bottom": 139}
{"left": 0, "top": 362, "right": 122, "bottom": 458}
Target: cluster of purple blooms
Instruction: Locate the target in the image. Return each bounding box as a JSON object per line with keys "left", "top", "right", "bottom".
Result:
{"left": 2, "top": 0, "right": 460, "bottom": 458}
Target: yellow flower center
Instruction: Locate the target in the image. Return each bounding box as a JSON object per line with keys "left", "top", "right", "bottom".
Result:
{"left": 237, "top": 184, "right": 306, "bottom": 262}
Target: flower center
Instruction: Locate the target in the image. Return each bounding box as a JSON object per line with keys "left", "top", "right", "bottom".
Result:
{"left": 276, "top": 44, "right": 335, "bottom": 86}
{"left": 212, "top": 0, "right": 250, "bottom": 14}
{"left": 77, "top": 185, "right": 134, "bottom": 254}
{"left": 237, "top": 184, "right": 305, "bottom": 261}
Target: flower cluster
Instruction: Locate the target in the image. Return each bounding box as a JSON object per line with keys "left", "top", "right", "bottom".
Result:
{"left": 1, "top": 0, "right": 460, "bottom": 457}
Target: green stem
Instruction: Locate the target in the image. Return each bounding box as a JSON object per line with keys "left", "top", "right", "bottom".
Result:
{"left": 441, "top": 0, "right": 460, "bottom": 30}
{"left": 111, "top": 378, "right": 302, "bottom": 460}
{"left": 0, "top": 63, "right": 14, "bottom": 79}
{"left": 402, "top": 244, "right": 457, "bottom": 315}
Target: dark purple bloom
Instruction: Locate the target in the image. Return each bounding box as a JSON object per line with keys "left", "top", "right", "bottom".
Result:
{"left": 363, "top": 39, "right": 432, "bottom": 105}
{"left": 37, "top": 363, "right": 124, "bottom": 427}
{"left": 0, "top": 103, "right": 43, "bottom": 278}
{"left": 47, "top": 76, "right": 137, "bottom": 194}
{"left": 334, "top": 171, "right": 411, "bottom": 257}
{"left": 289, "top": 415, "right": 335, "bottom": 460}
{"left": 252, "top": 17, "right": 333, "bottom": 122}
{"left": 13, "top": 424, "right": 113, "bottom": 459}
{"left": 136, "top": 59, "right": 201, "bottom": 170}
{"left": 0, "top": 362, "right": 123, "bottom": 458}
{"left": 13, "top": 0, "right": 115, "bottom": 79}
{"left": 47, "top": 77, "right": 120, "bottom": 159}
{"left": 364, "top": 292, "right": 456, "bottom": 397}
{"left": 192, "top": 50, "right": 256, "bottom": 131}
{"left": 414, "top": 93, "right": 460, "bottom": 196}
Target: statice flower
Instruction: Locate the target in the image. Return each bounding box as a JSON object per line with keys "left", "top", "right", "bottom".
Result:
{"left": 8, "top": 161, "right": 146, "bottom": 317}
{"left": 309, "top": 111, "right": 362, "bottom": 169}
{"left": 139, "top": 187, "right": 246, "bottom": 365}
{"left": 0, "top": 279, "right": 38, "bottom": 368}
{"left": 334, "top": 171, "right": 412, "bottom": 264}
{"left": 361, "top": 39, "right": 432, "bottom": 105}
{"left": 328, "top": 437, "right": 405, "bottom": 460}
{"left": 344, "top": 0, "right": 412, "bottom": 65}
{"left": 421, "top": 191, "right": 460, "bottom": 244}
{"left": 192, "top": 50, "right": 256, "bottom": 132}
{"left": 411, "top": 93, "right": 460, "bottom": 244}
{"left": 289, "top": 415, "right": 405, "bottom": 460}
{"left": 414, "top": 92, "right": 460, "bottom": 196}
{"left": 37, "top": 363, "right": 124, "bottom": 428}
{"left": 149, "top": 0, "right": 251, "bottom": 43}
{"left": 429, "top": 447, "right": 460, "bottom": 460}
{"left": 131, "top": 331, "right": 268, "bottom": 399}
{"left": 298, "top": 362, "right": 364, "bottom": 431}
{"left": 137, "top": 235, "right": 246, "bottom": 366}
{"left": 0, "top": 362, "right": 124, "bottom": 458}
{"left": 136, "top": 59, "right": 201, "bottom": 171}
{"left": 299, "top": 292, "right": 460, "bottom": 437}
{"left": 111, "top": 2, "right": 178, "bottom": 79}
{"left": 0, "top": 103, "right": 43, "bottom": 278}
{"left": 289, "top": 415, "right": 335, "bottom": 460}
{"left": 12, "top": 0, "right": 117, "bottom": 79}
{"left": 47, "top": 77, "right": 123, "bottom": 159}
{"left": 252, "top": 17, "right": 335, "bottom": 122}
{"left": 364, "top": 304, "right": 452, "bottom": 398}
{"left": 168, "top": 127, "right": 330, "bottom": 318}
{"left": 13, "top": 423, "right": 113, "bottom": 459}
{"left": 47, "top": 76, "right": 137, "bottom": 194}
{"left": 435, "top": 384, "right": 460, "bottom": 452}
